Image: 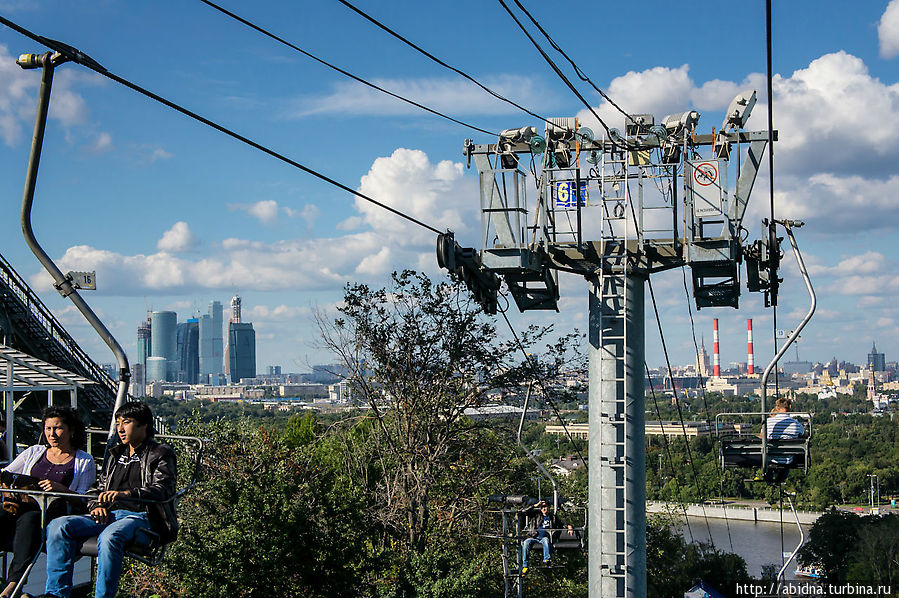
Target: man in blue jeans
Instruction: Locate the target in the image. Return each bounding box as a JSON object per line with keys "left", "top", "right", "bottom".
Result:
{"left": 520, "top": 501, "right": 572, "bottom": 574}
{"left": 37, "top": 401, "right": 177, "bottom": 598}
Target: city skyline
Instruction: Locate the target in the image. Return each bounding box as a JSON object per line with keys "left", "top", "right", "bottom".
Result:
{"left": 135, "top": 294, "right": 255, "bottom": 387}
{"left": 2, "top": 2, "right": 899, "bottom": 371}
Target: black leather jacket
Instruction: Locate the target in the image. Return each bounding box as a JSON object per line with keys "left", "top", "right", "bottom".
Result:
{"left": 86, "top": 438, "right": 178, "bottom": 543}
{"left": 522, "top": 506, "right": 565, "bottom": 543}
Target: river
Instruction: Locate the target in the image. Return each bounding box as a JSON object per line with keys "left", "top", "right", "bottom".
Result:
{"left": 678, "top": 516, "right": 812, "bottom": 580}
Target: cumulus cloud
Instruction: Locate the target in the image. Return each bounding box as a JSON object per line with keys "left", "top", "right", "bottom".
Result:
{"left": 355, "top": 148, "right": 472, "bottom": 244}
{"left": 880, "top": 0, "right": 899, "bottom": 58}
{"left": 0, "top": 46, "right": 95, "bottom": 147}
{"left": 157, "top": 222, "right": 199, "bottom": 253}
{"left": 247, "top": 304, "right": 310, "bottom": 321}
{"left": 89, "top": 132, "right": 113, "bottom": 154}
{"left": 229, "top": 199, "right": 309, "bottom": 225}
{"left": 578, "top": 52, "right": 899, "bottom": 233}
{"left": 291, "top": 74, "right": 555, "bottom": 117}
{"left": 35, "top": 148, "right": 477, "bottom": 295}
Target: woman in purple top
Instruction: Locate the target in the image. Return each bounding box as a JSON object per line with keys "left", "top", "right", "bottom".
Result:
{"left": 0, "top": 407, "right": 95, "bottom": 597}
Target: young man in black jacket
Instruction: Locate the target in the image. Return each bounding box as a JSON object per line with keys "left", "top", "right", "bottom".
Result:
{"left": 38, "top": 401, "right": 177, "bottom": 598}
{"left": 520, "top": 500, "right": 573, "bottom": 574}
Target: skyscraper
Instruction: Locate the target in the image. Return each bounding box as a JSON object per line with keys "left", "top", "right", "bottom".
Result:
{"left": 149, "top": 311, "right": 177, "bottom": 381}
{"left": 228, "top": 322, "right": 256, "bottom": 383}
{"left": 868, "top": 341, "right": 886, "bottom": 372}
{"left": 176, "top": 319, "right": 200, "bottom": 384}
{"left": 135, "top": 317, "right": 151, "bottom": 394}
{"left": 226, "top": 294, "right": 255, "bottom": 383}
{"left": 199, "top": 300, "right": 224, "bottom": 381}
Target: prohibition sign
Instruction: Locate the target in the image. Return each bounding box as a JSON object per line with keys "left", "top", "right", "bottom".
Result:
{"left": 693, "top": 162, "right": 718, "bottom": 187}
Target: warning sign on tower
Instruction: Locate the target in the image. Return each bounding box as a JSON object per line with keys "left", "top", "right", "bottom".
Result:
{"left": 687, "top": 159, "right": 725, "bottom": 218}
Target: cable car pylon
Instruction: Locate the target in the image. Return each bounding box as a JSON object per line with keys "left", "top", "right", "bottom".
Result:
{"left": 440, "top": 99, "right": 782, "bottom": 597}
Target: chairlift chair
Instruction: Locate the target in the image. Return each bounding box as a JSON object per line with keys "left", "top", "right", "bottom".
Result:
{"left": 78, "top": 430, "right": 204, "bottom": 566}
{"left": 716, "top": 411, "right": 812, "bottom": 475}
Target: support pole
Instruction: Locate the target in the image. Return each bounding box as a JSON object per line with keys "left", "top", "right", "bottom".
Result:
{"left": 588, "top": 272, "right": 646, "bottom": 598}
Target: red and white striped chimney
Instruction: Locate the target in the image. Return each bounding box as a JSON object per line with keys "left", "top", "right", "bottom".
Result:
{"left": 747, "top": 319, "right": 755, "bottom": 375}
{"left": 713, "top": 318, "right": 721, "bottom": 377}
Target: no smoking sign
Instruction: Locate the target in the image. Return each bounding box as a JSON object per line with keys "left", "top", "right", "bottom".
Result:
{"left": 692, "top": 161, "right": 719, "bottom": 187}
{"left": 687, "top": 159, "right": 725, "bottom": 218}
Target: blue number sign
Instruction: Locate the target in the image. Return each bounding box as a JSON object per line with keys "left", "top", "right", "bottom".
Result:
{"left": 555, "top": 180, "right": 587, "bottom": 209}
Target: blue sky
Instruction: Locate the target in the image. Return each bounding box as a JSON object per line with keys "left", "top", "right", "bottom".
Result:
{"left": 1, "top": 0, "right": 899, "bottom": 373}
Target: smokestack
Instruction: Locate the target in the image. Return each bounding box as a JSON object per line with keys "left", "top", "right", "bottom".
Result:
{"left": 747, "top": 319, "right": 755, "bottom": 375}
{"left": 713, "top": 318, "right": 720, "bottom": 378}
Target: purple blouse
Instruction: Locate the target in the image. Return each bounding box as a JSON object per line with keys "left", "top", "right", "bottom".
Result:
{"left": 28, "top": 453, "right": 75, "bottom": 487}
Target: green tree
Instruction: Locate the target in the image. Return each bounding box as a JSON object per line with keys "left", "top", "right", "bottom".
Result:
{"left": 797, "top": 508, "right": 862, "bottom": 584}
{"left": 121, "top": 418, "right": 374, "bottom": 598}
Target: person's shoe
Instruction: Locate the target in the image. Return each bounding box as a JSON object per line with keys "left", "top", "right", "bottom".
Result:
{"left": 521, "top": 566, "right": 528, "bottom": 575}
{"left": 544, "top": 557, "right": 552, "bottom": 565}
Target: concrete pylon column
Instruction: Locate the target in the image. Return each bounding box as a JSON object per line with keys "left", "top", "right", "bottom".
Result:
{"left": 588, "top": 272, "right": 646, "bottom": 598}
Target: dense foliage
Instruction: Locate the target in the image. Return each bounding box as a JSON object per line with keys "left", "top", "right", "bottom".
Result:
{"left": 797, "top": 510, "right": 899, "bottom": 585}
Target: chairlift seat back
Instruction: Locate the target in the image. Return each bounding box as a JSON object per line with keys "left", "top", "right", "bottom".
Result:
{"left": 553, "top": 528, "right": 583, "bottom": 550}
{"left": 720, "top": 437, "right": 809, "bottom": 473}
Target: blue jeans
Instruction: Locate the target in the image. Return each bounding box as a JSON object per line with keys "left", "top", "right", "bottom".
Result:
{"left": 522, "top": 536, "right": 551, "bottom": 567}
{"left": 45, "top": 510, "right": 150, "bottom": 598}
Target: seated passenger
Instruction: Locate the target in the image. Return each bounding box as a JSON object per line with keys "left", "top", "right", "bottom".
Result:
{"left": 758, "top": 397, "right": 804, "bottom": 483}
{"left": 520, "top": 501, "right": 573, "bottom": 574}
{"left": 760, "top": 397, "right": 805, "bottom": 440}
{"left": 38, "top": 401, "right": 176, "bottom": 598}
{"left": 0, "top": 407, "right": 94, "bottom": 598}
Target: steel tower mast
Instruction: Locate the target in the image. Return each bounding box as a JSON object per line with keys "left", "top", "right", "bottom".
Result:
{"left": 439, "top": 94, "right": 781, "bottom": 598}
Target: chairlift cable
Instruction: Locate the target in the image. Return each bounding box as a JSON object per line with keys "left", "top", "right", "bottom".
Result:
{"left": 647, "top": 277, "right": 716, "bottom": 547}
{"left": 498, "top": 302, "right": 587, "bottom": 467}
{"left": 0, "top": 15, "right": 444, "bottom": 237}
{"left": 506, "top": 0, "right": 632, "bottom": 122}
{"left": 198, "top": 0, "right": 497, "bottom": 137}
{"left": 645, "top": 364, "right": 695, "bottom": 542}
{"left": 334, "top": 0, "right": 586, "bottom": 140}
{"left": 680, "top": 267, "right": 735, "bottom": 552}
{"left": 495, "top": 0, "right": 635, "bottom": 146}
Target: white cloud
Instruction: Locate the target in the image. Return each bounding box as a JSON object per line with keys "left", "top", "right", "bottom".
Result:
{"left": 89, "top": 132, "right": 113, "bottom": 154}
{"left": 355, "top": 148, "right": 472, "bottom": 245}
{"left": 248, "top": 200, "right": 279, "bottom": 224}
{"left": 34, "top": 148, "right": 477, "bottom": 295}
{"left": 291, "top": 74, "right": 554, "bottom": 117}
{"left": 880, "top": 0, "right": 899, "bottom": 58}
{"left": 0, "top": 44, "right": 38, "bottom": 146}
{"left": 578, "top": 52, "right": 899, "bottom": 233}
{"left": 157, "top": 222, "right": 199, "bottom": 253}
{"left": 299, "top": 204, "right": 319, "bottom": 228}
{"left": 247, "top": 304, "right": 310, "bottom": 321}
{"left": 229, "top": 199, "right": 310, "bottom": 225}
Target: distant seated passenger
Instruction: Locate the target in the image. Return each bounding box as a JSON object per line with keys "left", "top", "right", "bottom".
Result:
{"left": 760, "top": 397, "right": 805, "bottom": 440}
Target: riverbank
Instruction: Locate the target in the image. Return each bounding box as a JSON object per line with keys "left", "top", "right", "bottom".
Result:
{"left": 648, "top": 501, "right": 820, "bottom": 524}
